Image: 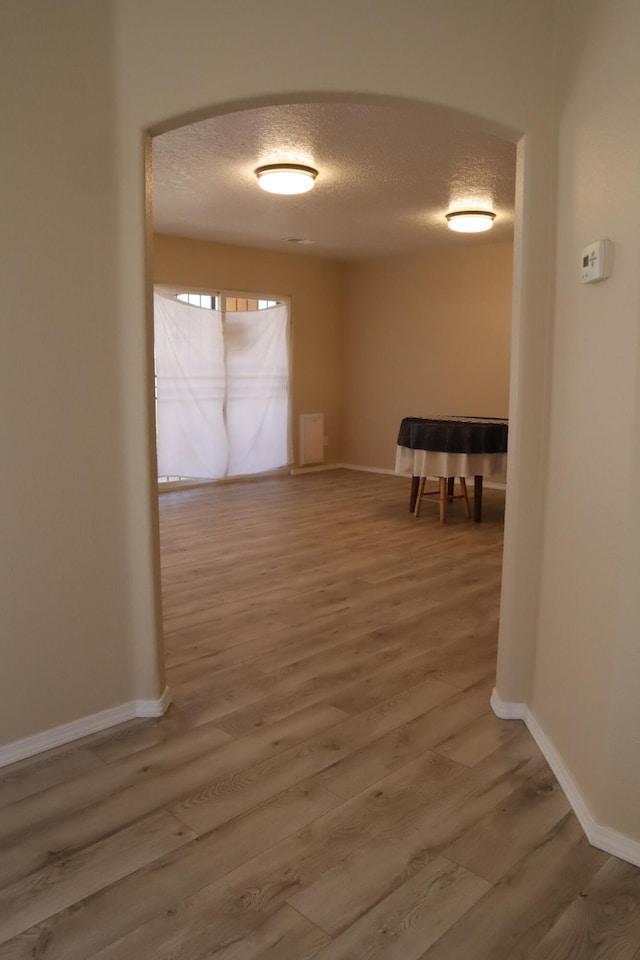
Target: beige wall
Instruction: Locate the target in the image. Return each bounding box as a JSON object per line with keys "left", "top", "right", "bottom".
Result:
{"left": 343, "top": 243, "right": 513, "bottom": 469}
{"left": 529, "top": 0, "right": 640, "bottom": 839}
{"left": 6, "top": 0, "right": 640, "bottom": 856}
{"left": 153, "top": 236, "right": 513, "bottom": 475}
{"left": 153, "top": 234, "right": 345, "bottom": 466}
{"left": 117, "top": 0, "right": 556, "bottom": 748}
{"left": 3, "top": 0, "right": 556, "bottom": 778}
{"left": 0, "top": 0, "right": 141, "bottom": 744}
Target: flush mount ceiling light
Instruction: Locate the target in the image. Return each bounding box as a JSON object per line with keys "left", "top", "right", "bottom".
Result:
{"left": 446, "top": 210, "right": 496, "bottom": 233}
{"left": 255, "top": 164, "right": 318, "bottom": 195}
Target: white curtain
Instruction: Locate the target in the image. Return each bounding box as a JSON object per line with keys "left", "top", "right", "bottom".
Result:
{"left": 225, "top": 304, "right": 289, "bottom": 477}
{"left": 153, "top": 294, "right": 289, "bottom": 480}
{"left": 154, "top": 294, "right": 228, "bottom": 478}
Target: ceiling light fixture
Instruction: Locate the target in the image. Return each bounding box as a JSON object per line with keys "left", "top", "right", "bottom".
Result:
{"left": 256, "top": 164, "right": 318, "bottom": 195}
{"left": 446, "top": 210, "right": 496, "bottom": 233}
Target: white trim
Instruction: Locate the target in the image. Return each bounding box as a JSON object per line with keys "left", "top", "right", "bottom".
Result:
{"left": 135, "top": 686, "right": 171, "bottom": 718}
{"left": 490, "top": 688, "right": 527, "bottom": 719}
{"left": 154, "top": 464, "right": 507, "bottom": 487}
{"left": 342, "top": 464, "right": 507, "bottom": 488}
{"left": 491, "top": 689, "right": 640, "bottom": 867}
{"left": 289, "top": 464, "right": 343, "bottom": 475}
{"left": 341, "top": 464, "right": 401, "bottom": 477}
{"left": 0, "top": 687, "right": 171, "bottom": 769}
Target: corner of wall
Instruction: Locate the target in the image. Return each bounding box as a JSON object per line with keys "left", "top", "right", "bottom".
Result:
{"left": 490, "top": 688, "right": 640, "bottom": 868}
{"left": 0, "top": 688, "right": 171, "bottom": 769}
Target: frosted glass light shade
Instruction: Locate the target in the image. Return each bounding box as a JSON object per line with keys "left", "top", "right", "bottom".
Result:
{"left": 446, "top": 211, "right": 496, "bottom": 233}
{"left": 256, "top": 164, "right": 318, "bottom": 195}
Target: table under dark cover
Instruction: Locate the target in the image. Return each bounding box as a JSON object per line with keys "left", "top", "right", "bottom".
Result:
{"left": 397, "top": 417, "right": 508, "bottom": 455}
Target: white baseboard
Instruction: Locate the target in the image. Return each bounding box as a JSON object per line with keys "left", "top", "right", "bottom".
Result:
{"left": 0, "top": 687, "right": 171, "bottom": 769}
{"left": 135, "top": 686, "right": 171, "bottom": 718}
{"left": 289, "top": 464, "right": 342, "bottom": 475}
{"left": 342, "top": 465, "right": 507, "bottom": 488}
{"left": 340, "top": 464, "right": 401, "bottom": 477}
{"left": 491, "top": 688, "right": 640, "bottom": 867}
{"left": 490, "top": 689, "right": 527, "bottom": 719}
{"left": 290, "top": 463, "right": 400, "bottom": 476}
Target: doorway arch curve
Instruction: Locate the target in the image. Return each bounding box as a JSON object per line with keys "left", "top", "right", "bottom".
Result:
{"left": 140, "top": 85, "right": 546, "bottom": 724}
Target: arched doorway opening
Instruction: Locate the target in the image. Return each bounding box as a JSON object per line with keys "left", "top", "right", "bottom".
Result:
{"left": 144, "top": 93, "right": 528, "bottom": 722}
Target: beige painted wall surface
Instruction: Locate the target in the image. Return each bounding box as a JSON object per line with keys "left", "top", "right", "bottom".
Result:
{"left": 4, "top": 0, "right": 639, "bottom": 854}
{"left": 2, "top": 1, "right": 556, "bottom": 754}
{"left": 153, "top": 234, "right": 345, "bottom": 466}
{"left": 532, "top": 0, "right": 640, "bottom": 838}
{"left": 115, "top": 0, "right": 557, "bottom": 723}
{"left": 342, "top": 242, "right": 512, "bottom": 469}
{"left": 0, "top": 0, "right": 142, "bottom": 746}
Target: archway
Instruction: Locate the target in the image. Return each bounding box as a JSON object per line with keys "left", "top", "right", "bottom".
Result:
{"left": 144, "top": 93, "right": 528, "bottom": 715}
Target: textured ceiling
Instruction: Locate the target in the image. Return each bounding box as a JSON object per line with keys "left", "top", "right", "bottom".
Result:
{"left": 152, "top": 101, "right": 517, "bottom": 261}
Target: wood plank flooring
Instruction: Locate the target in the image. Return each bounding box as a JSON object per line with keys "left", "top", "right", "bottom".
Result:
{"left": 1, "top": 468, "right": 639, "bottom": 959}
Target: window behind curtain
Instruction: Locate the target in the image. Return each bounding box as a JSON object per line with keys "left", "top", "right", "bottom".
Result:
{"left": 154, "top": 292, "right": 289, "bottom": 481}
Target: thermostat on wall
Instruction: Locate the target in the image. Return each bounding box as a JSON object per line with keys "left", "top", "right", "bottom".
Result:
{"left": 580, "top": 239, "right": 613, "bottom": 283}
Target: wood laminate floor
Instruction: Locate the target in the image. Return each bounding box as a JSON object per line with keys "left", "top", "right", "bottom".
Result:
{"left": 1, "top": 469, "right": 639, "bottom": 960}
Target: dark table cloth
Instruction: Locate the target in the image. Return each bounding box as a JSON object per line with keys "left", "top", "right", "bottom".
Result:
{"left": 397, "top": 416, "right": 508, "bottom": 455}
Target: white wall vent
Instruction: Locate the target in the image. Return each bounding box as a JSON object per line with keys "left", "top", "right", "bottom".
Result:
{"left": 299, "top": 413, "right": 325, "bottom": 465}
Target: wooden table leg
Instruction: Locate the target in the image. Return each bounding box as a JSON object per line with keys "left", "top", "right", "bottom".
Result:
{"left": 473, "top": 475, "right": 483, "bottom": 522}
{"left": 410, "top": 475, "right": 420, "bottom": 512}
{"left": 439, "top": 477, "right": 447, "bottom": 523}
{"left": 447, "top": 477, "right": 455, "bottom": 501}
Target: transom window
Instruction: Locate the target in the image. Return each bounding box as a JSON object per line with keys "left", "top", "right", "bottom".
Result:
{"left": 176, "top": 293, "right": 278, "bottom": 311}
